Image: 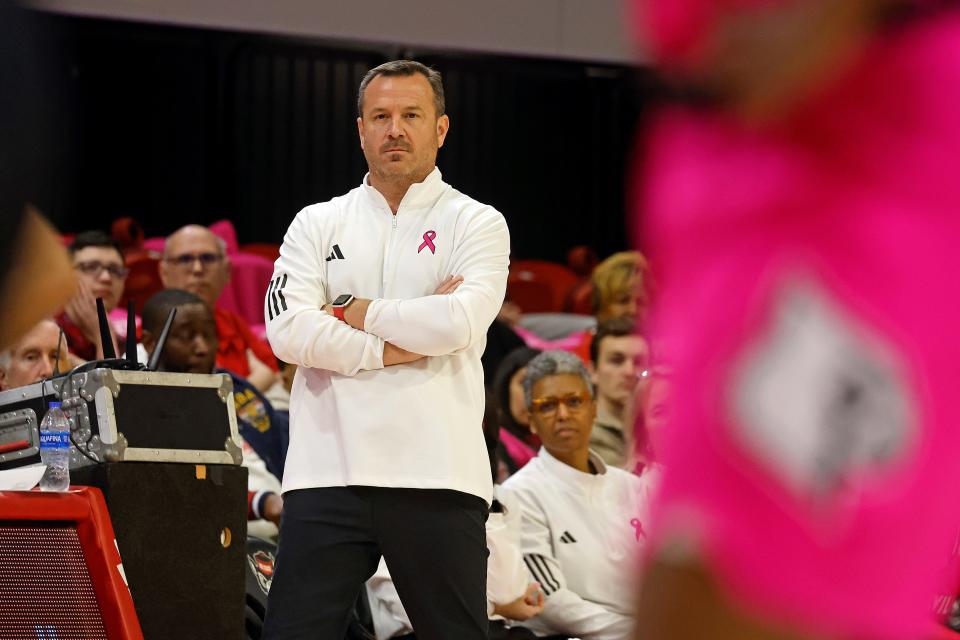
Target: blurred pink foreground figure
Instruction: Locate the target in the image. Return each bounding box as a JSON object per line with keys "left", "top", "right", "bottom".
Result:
{"left": 634, "top": 1, "right": 960, "bottom": 637}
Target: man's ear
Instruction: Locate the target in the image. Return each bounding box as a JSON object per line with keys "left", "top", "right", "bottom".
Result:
{"left": 141, "top": 330, "right": 156, "bottom": 358}
{"left": 587, "top": 361, "right": 599, "bottom": 385}
{"left": 0, "top": 366, "right": 7, "bottom": 392}
{"left": 158, "top": 259, "right": 170, "bottom": 288}
{"left": 357, "top": 116, "right": 365, "bottom": 150}
{"left": 436, "top": 114, "right": 450, "bottom": 148}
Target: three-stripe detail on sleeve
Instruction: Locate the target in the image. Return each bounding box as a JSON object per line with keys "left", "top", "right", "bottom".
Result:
{"left": 523, "top": 554, "right": 561, "bottom": 595}
{"left": 266, "top": 274, "right": 288, "bottom": 321}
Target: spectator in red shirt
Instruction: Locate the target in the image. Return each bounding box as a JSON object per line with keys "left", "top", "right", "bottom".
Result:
{"left": 158, "top": 224, "right": 279, "bottom": 391}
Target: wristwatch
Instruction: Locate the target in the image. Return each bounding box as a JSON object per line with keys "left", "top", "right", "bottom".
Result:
{"left": 331, "top": 294, "right": 355, "bottom": 322}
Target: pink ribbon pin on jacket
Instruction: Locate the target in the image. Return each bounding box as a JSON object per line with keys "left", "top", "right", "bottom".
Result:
{"left": 418, "top": 230, "right": 437, "bottom": 254}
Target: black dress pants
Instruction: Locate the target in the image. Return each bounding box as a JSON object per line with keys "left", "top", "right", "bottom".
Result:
{"left": 262, "top": 486, "right": 489, "bottom": 640}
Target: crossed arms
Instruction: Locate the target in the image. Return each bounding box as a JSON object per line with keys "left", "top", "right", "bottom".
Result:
{"left": 265, "top": 207, "right": 509, "bottom": 376}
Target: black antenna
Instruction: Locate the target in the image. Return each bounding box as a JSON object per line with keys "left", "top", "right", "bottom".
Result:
{"left": 96, "top": 297, "right": 117, "bottom": 359}
{"left": 147, "top": 307, "right": 177, "bottom": 372}
{"left": 125, "top": 299, "right": 138, "bottom": 367}
{"left": 52, "top": 326, "right": 65, "bottom": 376}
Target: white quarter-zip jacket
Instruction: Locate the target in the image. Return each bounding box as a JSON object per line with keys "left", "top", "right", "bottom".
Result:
{"left": 500, "top": 448, "right": 648, "bottom": 640}
{"left": 265, "top": 168, "right": 510, "bottom": 503}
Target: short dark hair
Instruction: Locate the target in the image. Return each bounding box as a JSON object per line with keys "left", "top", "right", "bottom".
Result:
{"left": 357, "top": 60, "right": 445, "bottom": 117}
{"left": 492, "top": 346, "right": 542, "bottom": 437}
{"left": 142, "top": 288, "right": 210, "bottom": 336}
{"left": 590, "top": 317, "right": 636, "bottom": 365}
{"left": 523, "top": 351, "right": 593, "bottom": 409}
{"left": 69, "top": 230, "right": 123, "bottom": 260}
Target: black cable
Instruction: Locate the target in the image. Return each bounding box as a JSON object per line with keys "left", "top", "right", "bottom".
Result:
{"left": 48, "top": 357, "right": 147, "bottom": 465}
{"left": 52, "top": 326, "right": 64, "bottom": 377}
{"left": 70, "top": 429, "right": 101, "bottom": 465}
{"left": 54, "top": 360, "right": 120, "bottom": 465}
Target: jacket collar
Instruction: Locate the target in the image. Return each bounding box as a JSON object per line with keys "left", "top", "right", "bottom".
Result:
{"left": 361, "top": 166, "right": 445, "bottom": 213}
{"left": 537, "top": 446, "right": 608, "bottom": 491}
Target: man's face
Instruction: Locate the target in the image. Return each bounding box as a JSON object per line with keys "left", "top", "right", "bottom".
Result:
{"left": 72, "top": 246, "right": 127, "bottom": 312}
{"left": 598, "top": 274, "right": 648, "bottom": 323}
{"left": 357, "top": 73, "right": 449, "bottom": 184}
{"left": 159, "top": 229, "right": 229, "bottom": 308}
{"left": 529, "top": 373, "right": 597, "bottom": 456}
{"left": 592, "top": 334, "right": 650, "bottom": 408}
{"left": 0, "top": 321, "right": 67, "bottom": 390}
{"left": 145, "top": 304, "right": 218, "bottom": 374}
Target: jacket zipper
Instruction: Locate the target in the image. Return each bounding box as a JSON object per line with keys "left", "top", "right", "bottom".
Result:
{"left": 382, "top": 212, "right": 399, "bottom": 297}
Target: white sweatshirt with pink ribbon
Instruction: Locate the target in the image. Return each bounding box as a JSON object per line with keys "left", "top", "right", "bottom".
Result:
{"left": 500, "top": 449, "right": 650, "bottom": 640}
{"left": 265, "top": 167, "right": 509, "bottom": 503}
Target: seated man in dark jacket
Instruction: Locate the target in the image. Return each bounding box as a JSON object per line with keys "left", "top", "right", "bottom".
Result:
{"left": 140, "top": 288, "right": 289, "bottom": 530}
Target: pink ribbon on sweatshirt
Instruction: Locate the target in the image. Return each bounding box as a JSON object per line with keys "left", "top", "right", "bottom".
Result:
{"left": 630, "top": 518, "right": 646, "bottom": 541}
{"left": 418, "top": 230, "right": 437, "bottom": 254}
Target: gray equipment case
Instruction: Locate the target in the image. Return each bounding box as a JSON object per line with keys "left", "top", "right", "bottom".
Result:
{"left": 0, "top": 368, "right": 241, "bottom": 471}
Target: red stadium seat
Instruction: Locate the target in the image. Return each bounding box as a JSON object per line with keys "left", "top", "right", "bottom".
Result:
{"left": 120, "top": 254, "right": 163, "bottom": 316}
{"left": 240, "top": 243, "right": 281, "bottom": 264}
{"left": 508, "top": 260, "right": 579, "bottom": 313}
{"left": 564, "top": 279, "right": 595, "bottom": 315}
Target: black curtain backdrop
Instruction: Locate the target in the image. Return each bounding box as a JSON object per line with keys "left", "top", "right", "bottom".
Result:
{"left": 33, "top": 14, "right": 651, "bottom": 262}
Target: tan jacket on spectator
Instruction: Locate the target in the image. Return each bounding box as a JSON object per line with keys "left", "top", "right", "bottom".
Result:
{"left": 590, "top": 408, "right": 626, "bottom": 468}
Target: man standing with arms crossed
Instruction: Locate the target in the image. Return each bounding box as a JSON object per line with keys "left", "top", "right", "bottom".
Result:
{"left": 262, "top": 60, "right": 510, "bottom": 640}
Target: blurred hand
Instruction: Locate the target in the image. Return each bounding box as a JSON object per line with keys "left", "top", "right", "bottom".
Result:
{"left": 493, "top": 582, "right": 545, "bottom": 622}
{"left": 263, "top": 493, "right": 283, "bottom": 526}
{"left": 246, "top": 349, "right": 281, "bottom": 392}
{"left": 64, "top": 278, "right": 100, "bottom": 342}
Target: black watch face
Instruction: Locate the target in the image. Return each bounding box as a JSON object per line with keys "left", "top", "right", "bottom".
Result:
{"left": 332, "top": 294, "right": 353, "bottom": 306}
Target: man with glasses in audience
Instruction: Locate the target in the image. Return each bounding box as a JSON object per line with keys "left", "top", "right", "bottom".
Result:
{"left": 501, "top": 350, "right": 645, "bottom": 640}
{"left": 159, "top": 224, "right": 279, "bottom": 391}
{"left": 58, "top": 230, "right": 128, "bottom": 361}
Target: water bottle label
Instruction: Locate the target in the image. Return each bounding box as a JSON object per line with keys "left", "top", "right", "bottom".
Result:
{"left": 39, "top": 432, "right": 70, "bottom": 449}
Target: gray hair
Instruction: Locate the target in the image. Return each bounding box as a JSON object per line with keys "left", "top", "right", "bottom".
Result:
{"left": 0, "top": 317, "right": 62, "bottom": 373}
{"left": 357, "top": 60, "right": 445, "bottom": 118}
{"left": 523, "top": 350, "right": 594, "bottom": 409}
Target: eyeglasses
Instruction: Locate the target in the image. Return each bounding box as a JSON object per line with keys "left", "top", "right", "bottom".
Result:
{"left": 530, "top": 392, "right": 591, "bottom": 418}
{"left": 165, "top": 253, "right": 224, "bottom": 270}
{"left": 74, "top": 260, "right": 129, "bottom": 279}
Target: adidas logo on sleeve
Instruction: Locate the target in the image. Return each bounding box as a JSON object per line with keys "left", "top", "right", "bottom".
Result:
{"left": 325, "top": 244, "right": 345, "bottom": 262}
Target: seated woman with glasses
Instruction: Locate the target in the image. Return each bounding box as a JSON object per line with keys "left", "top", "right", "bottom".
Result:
{"left": 500, "top": 350, "right": 649, "bottom": 640}
{"left": 57, "top": 230, "right": 131, "bottom": 362}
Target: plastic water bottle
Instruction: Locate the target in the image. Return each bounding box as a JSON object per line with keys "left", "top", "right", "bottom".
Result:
{"left": 39, "top": 402, "right": 71, "bottom": 492}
